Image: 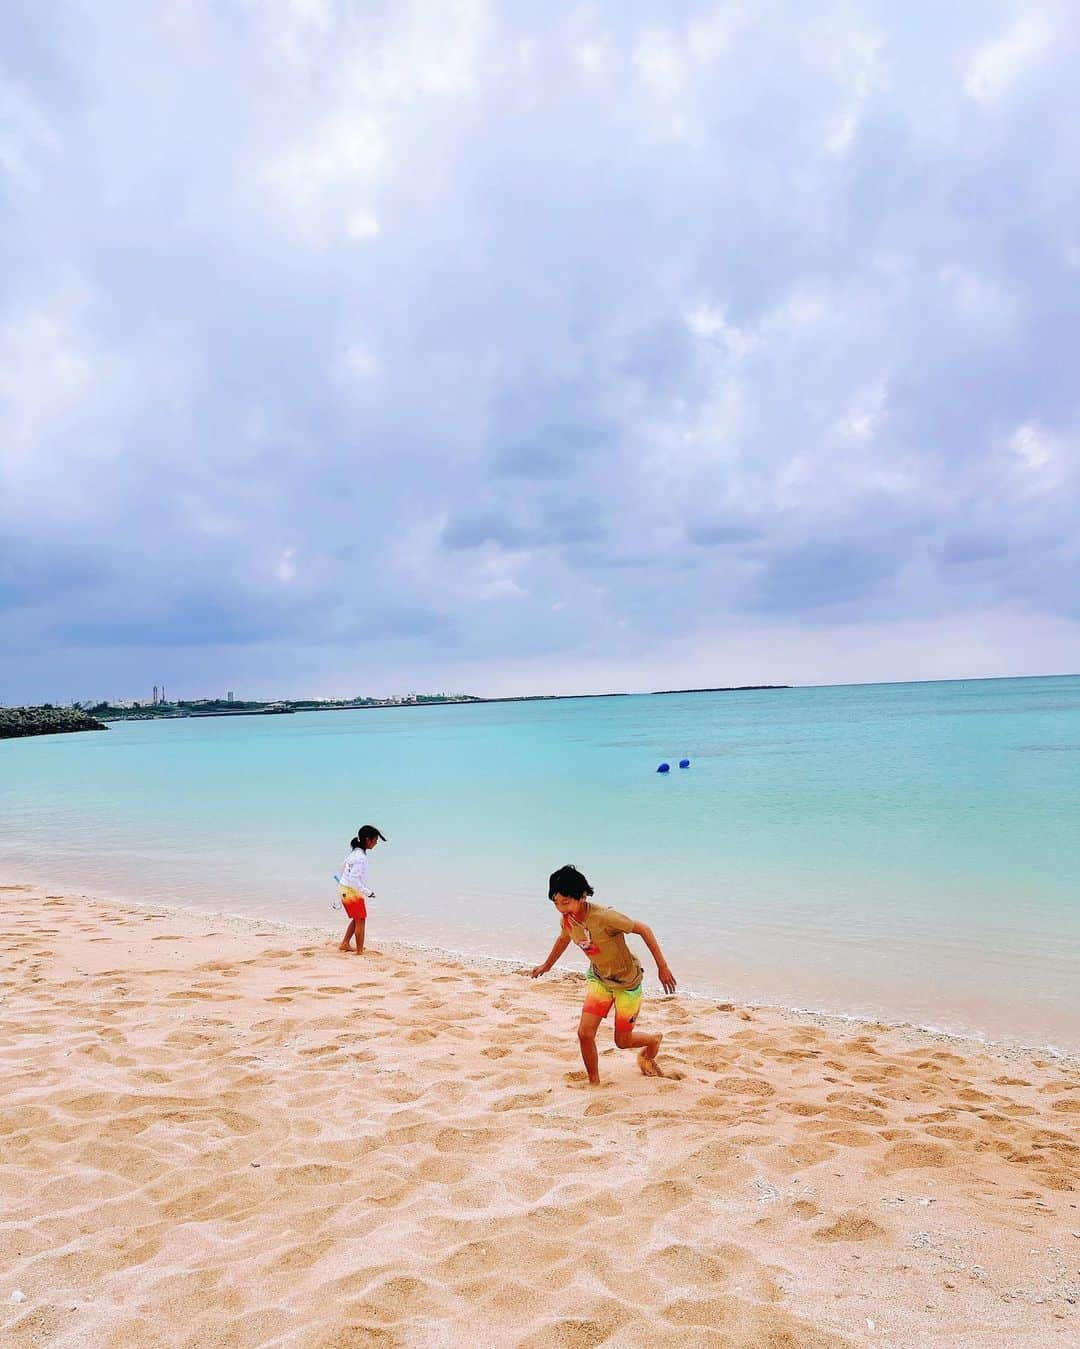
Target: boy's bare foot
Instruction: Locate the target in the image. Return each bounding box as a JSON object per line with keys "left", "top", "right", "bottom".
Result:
{"left": 636, "top": 1046, "right": 660, "bottom": 1079}
{"left": 564, "top": 1070, "right": 608, "bottom": 1088}
{"left": 637, "top": 1050, "right": 662, "bottom": 1077}
{"left": 637, "top": 1033, "right": 664, "bottom": 1077}
{"left": 338, "top": 942, "right": 351, "bottom": 951}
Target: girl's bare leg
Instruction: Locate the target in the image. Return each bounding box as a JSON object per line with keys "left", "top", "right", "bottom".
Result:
{"left": 339, "top": 919, "right": 355, "bottom": 951}
{"left": 354, "top": 918, "right": 366, "bottom": 954}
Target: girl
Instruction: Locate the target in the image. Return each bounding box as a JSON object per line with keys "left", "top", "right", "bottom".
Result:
{"left": 337, "top": 825, "right": 386, "bottom": 953}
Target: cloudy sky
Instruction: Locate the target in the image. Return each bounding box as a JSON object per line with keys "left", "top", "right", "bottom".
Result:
{"left": 3, "top": 1, "right": 1079, "bottom": 702}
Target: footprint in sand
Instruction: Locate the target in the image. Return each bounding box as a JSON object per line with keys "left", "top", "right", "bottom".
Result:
{"left": 492, "top": 1091, "right": 552, "bottom": 1112}
{"left": 878, "top": 1140, "right": 950, "bottom": 1172}
{"left": 813, "top": 1212, "right": 887, "bottom": 1242}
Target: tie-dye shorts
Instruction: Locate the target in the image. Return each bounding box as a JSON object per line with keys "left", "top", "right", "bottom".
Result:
{"left": 582, "top": 971, "right": 643, "bottom": 1033}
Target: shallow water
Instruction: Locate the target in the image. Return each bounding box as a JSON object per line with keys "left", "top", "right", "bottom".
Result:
{"left": 3, "top": 675, "right": 1079, "bottom": 1050}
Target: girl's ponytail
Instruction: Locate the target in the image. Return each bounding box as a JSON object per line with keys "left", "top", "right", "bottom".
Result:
{"left": 350, "top": 824, "right": 387, "bottom": 851}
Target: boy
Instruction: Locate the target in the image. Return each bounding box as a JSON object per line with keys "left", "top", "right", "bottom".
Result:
{"left": 530, "top": 864, "right": 677, "bottom": 1084}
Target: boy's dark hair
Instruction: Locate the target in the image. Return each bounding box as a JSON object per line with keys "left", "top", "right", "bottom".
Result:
{"left": 548, "top": 864, "right": 593, "bottom": 901}
{"left": 351, "top": 824, "right": 387, "bottom": 850}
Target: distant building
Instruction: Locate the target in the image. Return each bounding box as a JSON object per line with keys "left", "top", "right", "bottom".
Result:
{"left": 153, "top": 685, "right": 158, "bottom": 704}
{"left": 227, "top": 691, "right": 234, "bottom": 703}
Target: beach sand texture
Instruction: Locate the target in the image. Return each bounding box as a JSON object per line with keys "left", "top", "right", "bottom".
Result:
{"left": 1, "top": 886, "right": 1077, "bottom": 1347}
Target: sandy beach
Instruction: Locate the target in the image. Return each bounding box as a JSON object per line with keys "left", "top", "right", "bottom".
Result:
{"left": 1, "top": 884, "right": 1077, "bottom": 1347}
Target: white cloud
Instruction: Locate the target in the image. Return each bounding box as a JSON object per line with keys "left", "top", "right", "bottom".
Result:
{"left": 286, "top": 0, "right": 332, "bottom": 24}
{"left": 265, "top": 116, "right": 385, "bottom": 215}
{"left": 683, "top": 302, "right": 756, "bottom": 359}
{"left": 633, "top": 28, "right": 683, "bottom": 97}
{"left": 572, "top": 40, "right": 608, "bottom": 78}
{"left": 1011, "top": 421, "right": 1052, "bottom": 471}
{"left": 996, "top": 420, "right": 1078, "bottom": 505}
{"left": 258, "top": 1, "right": 492, "bottom": 232}
{"left": 963, "top": 15, "right": 1052, "bottom": 105}
{"left": 633, "top": 4, "right": 745, "bottom": 93}
{"left": 0, "top": 80, "right": 59, "bottom": 187}
{"left": 341, "top": 0, "right": 488, "bottom": 104}
{"left": 763, "top": 289, "right": 828, "bottom": 333}
{"left": 0, "top": 302, "right": 93, "bottom": 470}
{"left": 686, "top": 5, "right": 746, "bottom": 64}
{"left": 835, "top": 384, "right": 888, "bottom": 444}
{"left": 1004, "top": 421, "right": 1078, "bottom": 499}
{"left": 346, "top": 207, "right": 380, "bottom": 239}
{"left": 821, "top": 27, "right": 884, "bottom": 156}
{"left": 938, "top": 265, "right": 1015, "bottom": 330}
{"left": 341, "top": 344, "right": 379, "bottom": 380}
{"left": 275, "top": 546, "right": 297, "bottom": 582}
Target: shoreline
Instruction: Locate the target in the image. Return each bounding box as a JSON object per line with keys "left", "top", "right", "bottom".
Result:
{"left": 122, "top": 896, "right": 1080, "bottom": 1066}
{"left": 9, "top": 873, "right": 1078, "bottom": 1066}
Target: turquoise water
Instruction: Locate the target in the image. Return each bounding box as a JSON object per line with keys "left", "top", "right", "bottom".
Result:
{"left": 2, "top": 676, "right": 1079, "bottom": 1050}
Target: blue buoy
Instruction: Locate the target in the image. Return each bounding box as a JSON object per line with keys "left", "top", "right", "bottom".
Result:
{"left": 656, "top": 762, "right": 670, "bottom": 773}
{"left": 679, "top": 758, "right": 691, "bottom": 769}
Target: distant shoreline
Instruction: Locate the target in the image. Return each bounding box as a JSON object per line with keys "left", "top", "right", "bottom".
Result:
{"left": 11, "top": 673, "right": 1079, "bottom": 735}
{"left": 90, "top": 684, "right": 794, "bottom": 724}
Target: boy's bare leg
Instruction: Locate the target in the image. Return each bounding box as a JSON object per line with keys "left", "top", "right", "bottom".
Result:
{"left": 354, "top": 918, "right": 366, "bottom": 954}
{"left": 339, "top": 919, "right": 355, "bottom": 951}
{"left": 576, "top": 1012, "right": 604, "bottom": 1085}
{"left": 614, "top": 1027, "right": 664, "bottom": 1076}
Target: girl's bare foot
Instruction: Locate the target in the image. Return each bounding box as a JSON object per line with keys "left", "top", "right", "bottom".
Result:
{"left": 338, "top": 942, "right": 351, "bottom": 951}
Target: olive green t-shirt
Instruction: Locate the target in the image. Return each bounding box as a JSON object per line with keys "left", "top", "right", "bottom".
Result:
{"left": 561, "top": 903, "right": 643, "bottom": 990}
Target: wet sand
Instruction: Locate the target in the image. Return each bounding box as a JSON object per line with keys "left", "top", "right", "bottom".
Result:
{"left": 1, "top": 884, "right": 1077, "bottom": 1346}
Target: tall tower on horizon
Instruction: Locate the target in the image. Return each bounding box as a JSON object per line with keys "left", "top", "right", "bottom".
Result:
{"left": 153, "top": 685, "right": 158, "bottom": 704}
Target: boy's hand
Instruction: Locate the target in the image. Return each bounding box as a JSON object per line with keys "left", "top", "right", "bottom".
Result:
{"left": 529, "top": 965, "right": 547, "bottom": 979}
{"left": 657, "top": 964, "right": 677, "bottom": 994}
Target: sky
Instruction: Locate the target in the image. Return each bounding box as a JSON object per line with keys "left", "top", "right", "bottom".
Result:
{"left": 2, "top": 0, "right": 1079, "bottom": 703}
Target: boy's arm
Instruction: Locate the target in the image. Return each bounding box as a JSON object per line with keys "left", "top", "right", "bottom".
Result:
{"left": 629, "top": 922, "right": 677, "bottom": 993}
{"left": 530, "top": 933, "right": 571, "bottom": 978}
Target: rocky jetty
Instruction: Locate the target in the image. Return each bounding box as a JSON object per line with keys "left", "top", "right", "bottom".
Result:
{"left": 0, "top": 707, "right": 108, "bottom": 740}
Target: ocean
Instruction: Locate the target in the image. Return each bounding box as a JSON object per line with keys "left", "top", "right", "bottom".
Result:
{"left": 2, "top": 675, "right": 1078, "bottom": 1051}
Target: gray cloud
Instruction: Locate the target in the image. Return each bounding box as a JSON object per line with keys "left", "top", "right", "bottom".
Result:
{"left": 2, "top": 0, "right": 1079, "bottom": 700}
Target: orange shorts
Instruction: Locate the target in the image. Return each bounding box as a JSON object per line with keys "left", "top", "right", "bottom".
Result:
{"left": 340, "top": 886, "right": 367, "bottom": 921}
